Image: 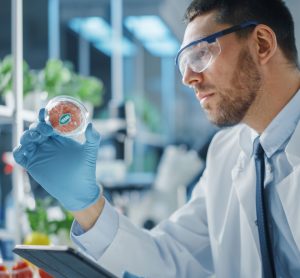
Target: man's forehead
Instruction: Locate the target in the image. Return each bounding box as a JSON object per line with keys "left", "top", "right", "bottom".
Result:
{"left": 181, "top": 12, "right": 220, "bottom": 47}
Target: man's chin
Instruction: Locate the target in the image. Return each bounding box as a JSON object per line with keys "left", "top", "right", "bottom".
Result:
{"left": 207, "top": 113, "right": 240, "bottom": 128}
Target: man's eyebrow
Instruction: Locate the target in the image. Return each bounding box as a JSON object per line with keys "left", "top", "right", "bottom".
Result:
{"left": 180, "top": 35, "right": 205, "bottom": 49}
{"left": 180, "top": 25, "right": 221, "bottom": 49}
{"left": 192, "top": 25, "right": 231, "bottom": 42}
{"left": 194, "top": 27, "right": 220, "bottom": 41}
{"left": 184, "top": 31, "right": 211, "bottom": 44}
{"left": 196, "top": 34, "right": 210, "bottom": 40}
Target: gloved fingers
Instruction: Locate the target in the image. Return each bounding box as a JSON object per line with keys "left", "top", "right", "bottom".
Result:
{"left": 84, "top": 123, "right": 101, "bottom": 148}
{"left": 22, "top": 143, "right": 37, "bottom": 161}
{"left": 20, "top": 122, "right": 53, "bottom": 147}
{"left": 21, "top": 108, "right": 53, "bottom": 146}
{"left": 20, "top": 129, "right": 43, "bottom": 145}
{"left": 38, "top": 108, "right": 46, "bottom": 122}
{"left": 13, "top": 144, "right": 28, "bottom": 167}
{"left": 28, "top": 108, "right": 46, "bottom": 130}
{"left": 122, "top": 272, "right": 144, "bottom": 278}
{"left": 35, "top": 121, "right": 54, "bottom": 137}
{"left": 26, "top": 143, "right": 37, "bottom": 153}
{"left": 14, "top": 143, "right": 37, "bottom": 161}
{"left": 53, "top": 132, "right": 78, "bottom": 148}
{"left": 29, "top": 121, "right": 38, "bottom": 130}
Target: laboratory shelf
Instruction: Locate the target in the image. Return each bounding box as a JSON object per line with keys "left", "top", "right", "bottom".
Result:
{"left": 0, "top": 105, "right": 37, "bottom": 123}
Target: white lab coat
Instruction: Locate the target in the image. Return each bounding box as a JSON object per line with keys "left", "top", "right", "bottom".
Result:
{"left": 96, "top": 122, "right": 300, "bottom": 278}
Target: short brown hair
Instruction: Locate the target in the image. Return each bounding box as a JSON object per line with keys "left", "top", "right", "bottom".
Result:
{"left": 185, "top": 0, "right": 298, "bottom": 67}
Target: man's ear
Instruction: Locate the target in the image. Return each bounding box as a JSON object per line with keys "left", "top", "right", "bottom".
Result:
{"left": 251, "top": 24, "right": 277, "bottom": 65}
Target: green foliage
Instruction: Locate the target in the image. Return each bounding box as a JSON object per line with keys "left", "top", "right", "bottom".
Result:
{"left": 0, "top": 55, "right": 36, "bottom": 96}
{"left": 40, "top": 59, "right": 104, "bottom": 106}
{"left": 40, "top": 59, "right": 72, "bottom": 94}
{"left": 25, "top": 198, "right": 73, "bottom": 235}
{"left": 0, "top": 56, "right": 104, "bottom": 106}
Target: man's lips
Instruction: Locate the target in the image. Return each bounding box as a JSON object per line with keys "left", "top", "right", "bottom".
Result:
{"left": 195, "top": 92, "right": 215, "bottom": 103}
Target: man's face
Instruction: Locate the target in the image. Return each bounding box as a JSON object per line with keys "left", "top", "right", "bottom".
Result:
{"left": 180, "top": 13, "right": 262, "bottom": 127}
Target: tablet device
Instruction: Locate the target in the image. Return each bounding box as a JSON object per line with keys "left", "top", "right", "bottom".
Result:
{"left": 13, "top": 245, "right": 117, "bottom": 278}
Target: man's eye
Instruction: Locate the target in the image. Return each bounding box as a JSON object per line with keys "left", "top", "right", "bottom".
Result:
{"left": 196, "top": 48, "right": 208, "bottom": 58}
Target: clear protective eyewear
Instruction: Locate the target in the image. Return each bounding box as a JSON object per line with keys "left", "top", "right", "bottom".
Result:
{"left": 175, "top": 21, "right": 259, "bottom": 77}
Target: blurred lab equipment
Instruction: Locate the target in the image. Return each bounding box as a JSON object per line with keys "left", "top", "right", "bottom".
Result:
{"left": 127, "top": 145, "right": 204, "bottom": 228}
{"left": 94, "top": 100, "right": 137, "bottom": 187}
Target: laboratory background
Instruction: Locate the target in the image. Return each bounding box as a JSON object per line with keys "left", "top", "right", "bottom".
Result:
{"left": 0, "top": 0, "right": 299, "bottom": 275}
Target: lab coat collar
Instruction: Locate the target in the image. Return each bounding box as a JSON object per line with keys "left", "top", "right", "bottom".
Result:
{"left": 239, "top": 89, "right": 300, "bottom": 160}
{"left": 238, "top": 125, "right": 258, "bottom": 159}
{"left": 271, "top": 121, "right": 300, "bottom": 253}
{"left": 285, "top": 119, "right": 300, "bottom": 167}
{"left": 233, "top": 103, "right": 300, "bottom": 257}
{"left": 234, "top": 115, "right": 300, "bottom": 259}
{"left": 260, "top": 89, "right": 300, "bottom": 159}
{"left": 232, "top": 127, "right": 300, "bottom": 260}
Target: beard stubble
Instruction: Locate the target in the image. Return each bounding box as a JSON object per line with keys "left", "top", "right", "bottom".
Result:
{"left": 205, "top": 46, "right": 262, "bottom": 127}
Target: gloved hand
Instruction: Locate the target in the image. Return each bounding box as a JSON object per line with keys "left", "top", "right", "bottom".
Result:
{"left": 13, "top": 108, "right": 101, "bottom": 211}
{"left": 123, "top": 271, "right": 144, "bottom": 278}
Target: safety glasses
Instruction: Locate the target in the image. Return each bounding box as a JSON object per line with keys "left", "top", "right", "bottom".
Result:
{"left": 175, "top": 21, "right": 259, "bottom": 77}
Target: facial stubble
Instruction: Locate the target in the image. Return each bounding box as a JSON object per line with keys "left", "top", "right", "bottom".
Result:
{"left": 204, "top": 47, "right": 262, "bottom": 127}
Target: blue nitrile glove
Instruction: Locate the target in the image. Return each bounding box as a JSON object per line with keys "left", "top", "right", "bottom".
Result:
{"left": 13, "top": 108, "right": 101, "bottom": 211}
{"left": 123, "top": 271, "right": 144, "bottom": 278}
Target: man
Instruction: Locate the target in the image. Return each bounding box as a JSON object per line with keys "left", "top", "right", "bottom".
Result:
{"left": 14, "top": 0, "right": 300, "bottom": 277}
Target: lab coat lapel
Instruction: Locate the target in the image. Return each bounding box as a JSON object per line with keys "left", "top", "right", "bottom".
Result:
{"left": 276, "top": 120, "right": 300, "bottom": 251}
{"left": 231, "top": 153, "right": 261, "bottom": 257}
{"left": 285, "top": 118, "right": 300, "bottom": 167}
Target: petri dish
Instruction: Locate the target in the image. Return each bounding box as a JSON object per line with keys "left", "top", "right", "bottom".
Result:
{"left": 45, "top": 96, "right": 89, "bottom": 137}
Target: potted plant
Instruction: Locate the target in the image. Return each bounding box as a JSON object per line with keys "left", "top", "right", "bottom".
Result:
{"left": 39, "top": 59, "right": 104, "bottom": 116}
{"left": 0, "top": 56, "right": 104, "bottom": 116}
{"left": 25, "top": 198, "right": 74, "bottom": 245}
{"left": 0, "top": 55, "right": 36, "bottom": 107}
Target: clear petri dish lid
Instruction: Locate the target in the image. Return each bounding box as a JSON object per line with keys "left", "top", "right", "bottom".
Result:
{"left": 45, "top": 96, "right": 89, "bottom": 137}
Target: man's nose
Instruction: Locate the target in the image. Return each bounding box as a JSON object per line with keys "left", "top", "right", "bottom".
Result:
{"left": 182, "top": 65, "right": 204, "bottom": 87}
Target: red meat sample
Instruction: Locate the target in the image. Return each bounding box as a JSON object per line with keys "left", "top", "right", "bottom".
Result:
{"left": 48, "top": 101, "right": 82, "bottom": 134}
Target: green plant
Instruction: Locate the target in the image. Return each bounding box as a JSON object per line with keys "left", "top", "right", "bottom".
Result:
{"left": 40, "top": 59, "right": 104, "bottom": 106}
{"left": 39, "top": 59, "right": 73, "bottom": 96}
{"left": 0, "top": 56, "right": 104, "bottom": 107}
{"left": 0, "top": 55, "right": 36, "bottom": 97}
{"left": 25, "top": 198, "right": 73, "bottom": 235}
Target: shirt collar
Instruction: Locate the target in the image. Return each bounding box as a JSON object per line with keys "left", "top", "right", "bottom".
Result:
{"left": 239, "top": 89, "right": 300, "bottom": 159}
{"left": 239, "top": 124, "right": 258, "bottom": 158}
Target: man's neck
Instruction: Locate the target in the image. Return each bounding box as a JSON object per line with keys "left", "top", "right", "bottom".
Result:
{"left": 243, "top": 67, "right": 300, "bottom": 134}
